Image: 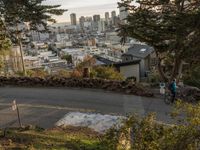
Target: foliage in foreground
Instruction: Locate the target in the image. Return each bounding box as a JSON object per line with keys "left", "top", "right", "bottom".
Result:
{"left": 101, "top": 101, "right": 200, "bottom": 150}
{"left": 0, "top": 126, "right": 102, "bottom": 150}
{"left": 1, "top": 102, "right": 199, "bottom": 150}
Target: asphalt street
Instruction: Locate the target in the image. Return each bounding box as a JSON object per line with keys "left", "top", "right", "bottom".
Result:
{"left": 0, "top": 87, "right": 173, "bottom": 128}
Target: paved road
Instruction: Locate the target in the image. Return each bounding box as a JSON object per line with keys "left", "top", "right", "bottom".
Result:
{"left": 0, "top": 87, "right": 173, "bottom": 128}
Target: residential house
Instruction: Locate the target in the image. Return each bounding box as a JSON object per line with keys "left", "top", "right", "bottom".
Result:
{"left": 94, "top": 55, "right": 141, "bottom": 82}
{"left": 114, "top": 61, "right": 140, "bottom": 82}
{"left": 122, "top": 44, "right": 156, "bottom": 79}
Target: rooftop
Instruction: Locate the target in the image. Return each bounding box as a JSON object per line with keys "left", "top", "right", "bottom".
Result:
{"left": 123, "top": 44, "right": 154, "bottom": 58}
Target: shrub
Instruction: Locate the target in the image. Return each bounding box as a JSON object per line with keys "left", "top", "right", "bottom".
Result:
{"left": 90, "top": 69, "right": 97, "bottom": 78}
{"left": 100, "top": 101, "right": 200, "bottom": 150}
{"left": 27, "top": 69, "right": 48, "bottom": 78}
{"left": 92, "top": 66, "right": 124, "bottom": 81}
{"left": 15, "top": 71, "right": 24, "bottom": 77}
{"left": 126, "top": 76, "right": 137, "bottom": 83}
{"left": 70, "top": 69, "right": 83, "bottom": 78}
{"left": 148, "top": 71, "right": 161, "bottom": 86}
{"left": 61, "top": 54, "right": 72, "bottom": 64}
{"left": 56, "top": 69, "right": 71, "bottom": 78}
{"left": 77, "top": 55, "right": 96, "bottom": 70}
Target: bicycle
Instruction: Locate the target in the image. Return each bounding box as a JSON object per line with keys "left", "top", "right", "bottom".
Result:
{"left": 164, "top": 90, "right": 174, "bottom": 104}
{"left": 164, "top": 87, "right": 187, "bottom": 104}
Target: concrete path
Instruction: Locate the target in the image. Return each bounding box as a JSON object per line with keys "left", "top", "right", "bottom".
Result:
{"left": 0, "top": 87, "right": 173, "bottom": 128}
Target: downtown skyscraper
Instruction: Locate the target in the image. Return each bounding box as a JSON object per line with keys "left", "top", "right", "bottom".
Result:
{"left": 70, "top": 13, "right": 77, "bottom": 25}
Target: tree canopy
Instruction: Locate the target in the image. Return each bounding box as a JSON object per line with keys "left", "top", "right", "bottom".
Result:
{"left": 0, "top": 0, "right": 67, "bottom": 32}
{"left": 0, "top": 19, "right": 11, "bottom": 71}
{"left": 118, "top": 0, "right": 200, "bottom": 81}
{"left": 0, "top": 20, "right": 11, "bottom": 54}
{"left": 0, "top": 0, "right": 67, "bottom": 75}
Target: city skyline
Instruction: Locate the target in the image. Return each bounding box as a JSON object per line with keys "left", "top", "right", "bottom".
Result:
{"left": 43, "top": 0, "right": 120, "bottom": 23}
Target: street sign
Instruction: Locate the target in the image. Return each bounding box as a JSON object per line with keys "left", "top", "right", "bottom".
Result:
{"left": 11, "top": 100, "right": 22, "bottom": 127}
{"left": 12, "top": 100, "right": 17, "bottom": 111}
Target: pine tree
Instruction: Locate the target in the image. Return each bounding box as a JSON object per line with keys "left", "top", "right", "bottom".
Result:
{"left": 0, "top": 19, "right": 12, "bottom": 71}
{"left": 0, "top": 0, "right": 67, "bottom": 75}
{"left": 118, "top": 0, "right": 200, "bottom": 82}
{"left": 0, "top": 19, "right": 11, "bottom": 52}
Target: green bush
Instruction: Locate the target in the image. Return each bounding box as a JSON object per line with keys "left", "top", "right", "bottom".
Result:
{"left": 100, "top": 101, "right": 200, "bottom": 150}
{"left": 126, "top": 76, "right": 137, "bottom": 83}
{"left": 15, "top": 71, "right": 24, "bottom": 77}
{"left": 61, "top": 54, "right": 72, "bottom": 64}
{"left": 92, "top": 66, "right": 124, "bottom": 81}
{"left": 56, "top": 69, "right": 71, "bottom": 78}
{"left": 90, "top": 69, "right": 98, "bottom": 78}
{"left": 149, "top": 71, "right": 161, "bottom": 84}
{"left": 27, "top": 69, "right": 48, "bottom": 78}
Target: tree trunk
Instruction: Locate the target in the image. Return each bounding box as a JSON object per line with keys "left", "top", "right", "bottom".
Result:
{"left": 3, "top": 55, "right": 9, "bottom": 75}
{"left": 18, "top": 39, "right": 26, "bottom": 75}
{"left": 157, "top": 60, "right": 168, "bottom": 82}
{"left": 170, "top": 56, "right": 183, "bottom": 82}
{"left": 16, "top": 21, "right": 26, "bottom": 76}
{"left": 177, "top": 60, "right": 183, "bottom": 82}
{"left": 155, "top": 51, "right": 168, "bottom": 82}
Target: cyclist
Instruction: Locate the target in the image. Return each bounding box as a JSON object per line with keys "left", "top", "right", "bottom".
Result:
{"left": 169, "top": 79, "right": 177, "bottom": 103}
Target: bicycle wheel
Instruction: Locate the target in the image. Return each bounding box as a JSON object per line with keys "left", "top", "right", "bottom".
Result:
{"left": 164, "top": 92, "right": 172, "bottom": 104}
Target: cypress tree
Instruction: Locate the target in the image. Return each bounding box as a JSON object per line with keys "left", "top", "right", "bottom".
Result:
{"left": 118, "top": 0, "right": 200, "bottom": 82}
{"left": 0, "top": 0, "right": 67, "bottom": 75}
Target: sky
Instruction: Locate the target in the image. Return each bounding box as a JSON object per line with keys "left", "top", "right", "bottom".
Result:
{"left": 43, "top": 0, "right": 120, "bottom": 23}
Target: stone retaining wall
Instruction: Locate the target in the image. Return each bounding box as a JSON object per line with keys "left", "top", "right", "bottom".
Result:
{"left": 0, "top": 76, "right": 153, "bottom": 97}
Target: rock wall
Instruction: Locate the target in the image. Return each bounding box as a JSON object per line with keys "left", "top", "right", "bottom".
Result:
{"left": 0, "top": 76, "right": 153, "bottom": 97}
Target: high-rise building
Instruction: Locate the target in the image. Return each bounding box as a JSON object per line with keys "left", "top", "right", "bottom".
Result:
{"left": 98, "top": 19, "right": 105, "bottom": 32}
{"left": 84, "top": 17, "right": 93, "bottom": 30}
{"left": 85, "top": 17, "right": 93, "bottom": 22}
{"left": 70, "top": 13, "right": 77, "bottom": 25}
{"left": 92, "top": 15, "right": 101, "bottom": 30}
{"left": 79, "top": 16, "right": 85, "bottom": 28}
{"left": 93, "top": 15, "right": 101, "bottom": 23}
{"left": 105, "top": 12, "right": 110, "bottom": 23}
{"left": 111, "top": 11, "right": 116, "bottom": 18}
{"left": 113, "top": 16, "right": 120, "bottom": 27}
{"left": 111, "top": 11, "right": 117, "bottom": 25}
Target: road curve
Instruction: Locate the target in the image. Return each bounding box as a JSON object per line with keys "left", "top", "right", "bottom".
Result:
{"left": 0, "top": 87, "right": 173, "bottom": 128}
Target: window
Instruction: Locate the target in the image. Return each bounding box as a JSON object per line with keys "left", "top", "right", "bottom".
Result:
{"left": 140, "top": 48, "right": 147, "bottom": 52}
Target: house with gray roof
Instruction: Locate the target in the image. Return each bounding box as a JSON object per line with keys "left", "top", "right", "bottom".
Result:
{"left": 94, "top": 55, "right": 141, "bottom": 82}
{"left": 122, "top": 44, "right": 156, "bottom": 79}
